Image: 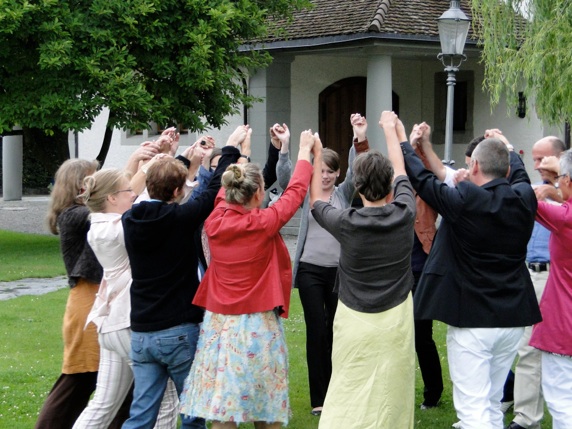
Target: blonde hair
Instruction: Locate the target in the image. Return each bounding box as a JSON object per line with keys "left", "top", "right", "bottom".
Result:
{"left": 46, "top": 159, "right": 99, "bottom": 235}
{"left": 221, "top": 163, "right": 263, "bottom": 205}
{"left": 80, "top": 168, "right": 130, "bottom": 213}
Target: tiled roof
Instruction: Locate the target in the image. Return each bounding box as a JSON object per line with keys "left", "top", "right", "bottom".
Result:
{"left": 263, "top": 0, "right": 475, "bottom": 44}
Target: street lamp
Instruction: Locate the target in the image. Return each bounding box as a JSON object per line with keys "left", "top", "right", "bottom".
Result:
{"left": 437, "top": 0, "right": 471, "bottom": 165}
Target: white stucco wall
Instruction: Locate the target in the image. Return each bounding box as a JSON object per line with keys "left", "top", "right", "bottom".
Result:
{"left": 72, "top": 108, "right": 243, "bottom": 170}
{"left": 288, "top": 53, "right": 556, "bottom": 178}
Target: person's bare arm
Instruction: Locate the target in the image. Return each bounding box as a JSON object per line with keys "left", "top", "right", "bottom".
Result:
{"left": 379, "top": 111, "right": 405, "bottom": 178}
{"left": 416, "top": 122, "right": 447, "bottom": 181}
{"left": 237, "top": 128, "right": 252, "bottom": 164}
{"left": 307, "top": 132, "right": 324, "bottom": 208}
{"left": 124, "top": 141, "right": 161, "bottom": 176}
{"left": 351, "top": 113, "right": 367, "bottom": 142}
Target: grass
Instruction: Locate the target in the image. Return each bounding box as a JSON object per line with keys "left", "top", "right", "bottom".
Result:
{"left": 0, "top": 230, "right": 65, "bottom": 281}
{"left": 2, "top": 289, "right": 546, "bottom": 429}
{"left": 0, "top": 231, "right": 553, "bottom": 428}
{"left": 0, "top": 290, "right": 67, "bottom": 427}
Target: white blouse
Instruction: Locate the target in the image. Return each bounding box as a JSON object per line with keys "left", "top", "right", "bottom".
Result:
{"left": 86, "top": 212, "right": 132, "bottom": 333}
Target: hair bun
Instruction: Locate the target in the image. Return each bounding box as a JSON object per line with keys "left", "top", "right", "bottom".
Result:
{"left": 80, "top": 176, "right": 96, "bottom": 202}
{"left": 222, "top": 164, "right": 245, "bottom": 189}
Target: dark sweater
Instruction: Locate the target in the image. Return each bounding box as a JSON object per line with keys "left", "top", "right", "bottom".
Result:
{"left": 312, "top": 175, "right": 416, "bottom": 314}
{"left": 122, "top": 146, "right": 240, "bottom": 332}
{"left": 58, "top": 205, "right": 103, "bottom": 287}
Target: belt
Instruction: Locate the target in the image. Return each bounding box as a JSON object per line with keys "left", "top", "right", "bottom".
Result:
{"left": 528, "top": 262, "right": 549, "bottom": 273}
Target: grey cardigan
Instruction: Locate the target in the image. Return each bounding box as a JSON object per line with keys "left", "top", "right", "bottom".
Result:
{"left": 276, "top": 141, "right": 367, "bottom": 288}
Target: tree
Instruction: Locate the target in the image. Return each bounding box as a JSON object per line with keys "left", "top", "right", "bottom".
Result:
{"left": 471, "top": 0, "right": 572, "bottom": 125}
{"left": 0, "top": 0, "right": 309, "bottom": 183}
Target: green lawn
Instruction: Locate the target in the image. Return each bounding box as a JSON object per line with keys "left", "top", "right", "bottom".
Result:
{"left": 0, "top": 230, "right": 552, "bottom": 428}
{"left": 1, "top": 288, "right": 544, "bottom": 429}
{"left": 0, "top": 230, "right": 65, "bottom": 281}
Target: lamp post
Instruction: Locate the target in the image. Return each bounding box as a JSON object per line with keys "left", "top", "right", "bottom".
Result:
{"left": 437, "top": 0, "right": 471, "bottom": 165}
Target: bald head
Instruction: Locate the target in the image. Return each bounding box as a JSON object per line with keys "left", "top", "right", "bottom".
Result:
{"left": 532, "top": 136, "right": 565, "bottom": 182}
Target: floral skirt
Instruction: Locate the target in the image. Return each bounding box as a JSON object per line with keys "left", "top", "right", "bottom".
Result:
{"left": 180, "top": 310, "right": 289, "bottom": 424}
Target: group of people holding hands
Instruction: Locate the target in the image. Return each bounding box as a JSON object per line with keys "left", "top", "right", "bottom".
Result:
{"left": 38, "top": 109, "right": 570, "bottom": 429}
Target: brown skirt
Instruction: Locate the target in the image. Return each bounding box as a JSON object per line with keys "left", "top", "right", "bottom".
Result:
{"left": 61, "top": 279, "right": 100, "bottom": 374}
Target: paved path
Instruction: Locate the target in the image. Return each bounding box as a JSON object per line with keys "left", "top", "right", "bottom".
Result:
{"left": 0, "top": 276, "right": 68, "bottom": 301}
{"left": 0, "top": 195, "right": 299, "bottom": 300}
{"left": 0, "top": 195, "right": 52, "bottom": 235}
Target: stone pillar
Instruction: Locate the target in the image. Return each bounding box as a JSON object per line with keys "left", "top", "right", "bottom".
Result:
{"left": 248, "top": 55, "right": 293, "bottom": 165}
{"left": 2, "top": 127, "right": 23, "bottom": 201}
{"left": 366, "top": 55, "right": 393, "bottom": 153}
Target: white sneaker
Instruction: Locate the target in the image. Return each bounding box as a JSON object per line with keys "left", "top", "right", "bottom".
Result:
{"left": 452, "top": 421, "right": 462, "bottom": 428}
{"left": 500, "top": 400, "right": 515, "bottom": 414}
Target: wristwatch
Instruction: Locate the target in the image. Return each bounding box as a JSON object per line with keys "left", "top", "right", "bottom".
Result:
{"left": 239, "top": 155, "right": 251, "bottom": 162}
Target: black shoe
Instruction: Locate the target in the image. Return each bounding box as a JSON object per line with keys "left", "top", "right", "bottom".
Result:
{"left": 311, "top": 407, "right": 322, "bottom": 416}
{"left": 506, "top": 422, "right": 526, "bottom": 429}
{"left": 420, "top": 403, "right": 439, "bottom": 410}
{"left": 420, "top": 400, "right": 440, "bottom": 410}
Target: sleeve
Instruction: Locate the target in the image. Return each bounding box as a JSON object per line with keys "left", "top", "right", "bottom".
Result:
{"left": 175, "top": 154, "right": 191, "bottom": 169}
{"left": 393, "top": 175, "right": 417, "bottom": 212}
{"left": 535, "top": 201, "right": 569, "bottom": 233}
{"left": 180, "top": 146, "right": 241, "bottom": 225}
{"left": 337, "top": 138, "right": 370, "bottom": 202}
{"left": 258, "top": 160, "right": 312, "bottom": 236}
{"left": 262, "top": 142, "right": 279, "bottom": 190}
{"left": 189, "top": 165, "right": 213, "bottom": 202}
{"left": 507, "top": 151, "right": 532, "bottom": 186}
{"left": 443, "top": 166, "right": 456, "bottom": 188}
{"left": 402, "top": 141, "right": 464, "bottom": 222}
{"left": 276, "top": 151, "right": 292, "bottom": 190}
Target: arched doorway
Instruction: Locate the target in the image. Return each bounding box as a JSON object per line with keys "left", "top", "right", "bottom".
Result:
{"left": 319, "top": 78, "right": 399, "bottom": 181}
{"left": 319, "top": 77, "right": 367, "bottom": 181}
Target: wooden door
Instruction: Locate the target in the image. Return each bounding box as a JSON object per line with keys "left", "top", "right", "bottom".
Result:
{"left": 318, "top": 77, "right": 367, "bottom": 181}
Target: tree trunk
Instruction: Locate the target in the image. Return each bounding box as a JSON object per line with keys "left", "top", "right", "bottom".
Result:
{"left": 96, "top": 110, "right": 116, "bottom": 167}
{"left": 22, "top": 127, "right": 70, "bottom": 191}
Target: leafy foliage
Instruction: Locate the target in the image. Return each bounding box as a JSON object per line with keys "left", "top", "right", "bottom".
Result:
{"left": 0, "top": 0, "right": 310, "bottom": 134}
{"left": 472, "top": 0, "right": 572, "bottom": 125}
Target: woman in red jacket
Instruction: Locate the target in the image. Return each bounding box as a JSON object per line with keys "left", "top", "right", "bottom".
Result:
{"left": 180, "top": 129, "right": 321, "bottom": 429}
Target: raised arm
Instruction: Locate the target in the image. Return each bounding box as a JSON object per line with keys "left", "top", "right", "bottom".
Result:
{"left": 272, "top": 123, "right": 292, "bottom": 190}
{"left": 237, "top": 127, "right": 253, "bottom": 165}
{"left": 351, "top": 113, "right": 367, "bottom": 142}
{"left": 379, "top": 111, "right": 406, "bottom": 178}
{"left": 535, "top": 156, "right": 564, "bottom": 202}
{"left": 336, "top": 114, "right": 370, "bottom": 201}
{"left": 410, "top": 122, "right": 448, "bottom": 182}
{"left": 195, "top": 135, "right": 216, "bottom": 171}
{"left": 124, "top": 140, "right": 161, "bottom": 177}
{"left": 130, "top": 153, "right": 169, "bottom": 196}
{"left": 309, "top": 133, "right": 324, "bottom": 209}
{"left": 180, "top": 142, "right": 204, "bottom": 181}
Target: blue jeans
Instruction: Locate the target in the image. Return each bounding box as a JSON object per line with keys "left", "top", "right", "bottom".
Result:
{"left": 122, "top": 323, "right": 205, "bottom": 429}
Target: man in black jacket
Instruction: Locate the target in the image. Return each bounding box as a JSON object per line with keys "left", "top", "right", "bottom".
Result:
{"left": 402, "top": 130, "right": 541, "bottom": 429}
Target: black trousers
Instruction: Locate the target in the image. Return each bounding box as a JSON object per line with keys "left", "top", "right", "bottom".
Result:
{"left": 297, "top": 262, "right": 338, "bottom": 408}
{"left": 35, "top": 372, "right": 132, "bottom": 429}
{"left": 413, "top": 271, "right": 444, "bottom": 406}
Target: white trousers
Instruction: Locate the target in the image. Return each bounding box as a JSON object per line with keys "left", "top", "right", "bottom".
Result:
{"left": 447, "top": 326, "right": 523, "bottom": 429}
{"left": 542, "top": 352, "right": 572, "bottom": 429}
{"left": 512, "top": 269, "right": 548, "bottom": 428}
{"left": 72, "top": 328, "right": 179, "bottom": 429}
